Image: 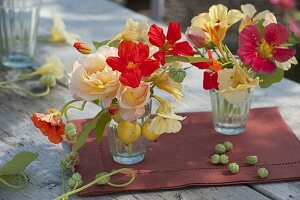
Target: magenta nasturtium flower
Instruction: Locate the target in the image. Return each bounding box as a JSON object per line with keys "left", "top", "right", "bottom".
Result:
{"left": 237, "top": 23, "right": 296, "bottom": 74}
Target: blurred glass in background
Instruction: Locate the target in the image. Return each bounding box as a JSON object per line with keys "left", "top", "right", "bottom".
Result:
{"left": 0, "top": 0, "right": 41, "bottom": 68}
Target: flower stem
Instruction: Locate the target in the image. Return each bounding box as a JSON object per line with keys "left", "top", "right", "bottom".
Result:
{"left": 150, "top": 66, "right": 169, "bottom": 91}
{"left": 0, "top": 73, "right": 35, "bottom": 86}
{"left": 0, "top": 172, "right": 28, "bottom": 189}
{"left": 59, "top": 100, "right": 80, "bottom": 113}
{"left": 54, "top": 168, "right": 135, "bottom": 200}
{"left": 217, "top": 44, "right": 229, "bottom": 61}
{"left": 0, "top": 85, "right": 50, "bottom": 97}
{"left": 63, "top": 101, "right": 87, "bottom": 122}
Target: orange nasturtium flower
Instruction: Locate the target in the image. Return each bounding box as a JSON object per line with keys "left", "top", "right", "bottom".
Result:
{"left": 31, "top": 109, "right": 65, "bottom": 144}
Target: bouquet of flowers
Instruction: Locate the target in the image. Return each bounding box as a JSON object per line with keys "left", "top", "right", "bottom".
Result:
{"left": 186, "top": 4, "right": 297, "bottom": 135}
{"left": 30, "top": 19, "right": 207, "bottom": 199}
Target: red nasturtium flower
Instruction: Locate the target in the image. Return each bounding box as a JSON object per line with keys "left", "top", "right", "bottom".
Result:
{"left": 106, "top": 40, "right": 160, "bottom": 88}
{"left": 148, "top": 21, "right": 194, "bottom": 65}
{"left": 238, "top": 23, "right": 296, "bottom": 74}
{"left": 193, "top": 50, "right": 222, "bottom": 90}
{"left": 31, "top": 109, "right": 65, "bottom": 144}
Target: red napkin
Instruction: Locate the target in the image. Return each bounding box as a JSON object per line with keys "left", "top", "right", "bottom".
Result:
{"left": 73, "top": 107, "right": 300, "bottom": 196}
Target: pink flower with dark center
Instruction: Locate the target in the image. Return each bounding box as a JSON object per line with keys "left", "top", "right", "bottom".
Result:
{"left": 238, "top": 23, "right": 296, "bottom": 74}
{"left": 269, "top": 0, "right": 296, "bottom": 10}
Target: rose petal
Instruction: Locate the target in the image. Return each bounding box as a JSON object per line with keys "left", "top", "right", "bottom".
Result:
{"left": 272, "top": 47, "right": 296, "bottom": 62}
{"left": 264, "top": 23, "right": 289, "bottom": 46}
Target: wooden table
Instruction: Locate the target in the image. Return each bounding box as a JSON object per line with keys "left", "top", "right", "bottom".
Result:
{"left": 1, "top": 0, "right": 300, "bottom": 199}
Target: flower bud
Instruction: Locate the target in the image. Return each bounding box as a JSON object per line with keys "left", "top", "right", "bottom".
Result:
{"left": 223, "top": 141, "right": 233, "bottom": 151}
{"left": 73, "top": 42, "right": 92, "bottom": 54}
{"left": 95, "top": 172, "right": 111, "bottom": 185}
{"left": 220, "top": 154, "right": 229, "bottom": 164}
{"left": 39, "top": 75, "right": 57, "bottom": 87}
{"left": 246, "top": 155, "right": 258, "bottom": 165}
{"left": 228, "top": 163, "right": 239, "bottom": 174}
{"left": 211, "top": 154, "right": 220, "bottom": 164}
{"left": 185, "top": 27, "right": 208, "bottom": 48}
{"left": 215, "top": 144, "right": 226, "bottom": 155}
{"left": 64, "top": 122, "right": 77, "bottom": 137}
{"left": 169, "top": 68, "right": 186, "bottom": 83}
{"left": 257, "top": 168, "right": 268, "bottom": 178}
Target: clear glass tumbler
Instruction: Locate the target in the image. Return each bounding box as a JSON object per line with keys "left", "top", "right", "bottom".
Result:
{"left": 210, "top": 89, "right": 253, "bottom": 135}
{"left": 0, "top": 0, "right": 41, "bottom": 68}
{"left": 108, "top": 102, "right": 151, "bottom": 165}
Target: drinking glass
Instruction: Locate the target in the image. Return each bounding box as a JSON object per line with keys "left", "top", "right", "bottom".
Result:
{"left": 108, "top": 101, "right": 151, "bottom": 165}
{"left": 210, "top": 88, "right": 253, "bottom": 135}
{"left": 0, "top": 0, "right": 41, "bottom": 68}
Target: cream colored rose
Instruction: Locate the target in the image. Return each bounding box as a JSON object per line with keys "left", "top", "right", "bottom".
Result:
{"left": 117, "top": 82, "right": 150, "bottom": 121}
{"left": 68, "top": 46, "right": 120, "bottom": 106}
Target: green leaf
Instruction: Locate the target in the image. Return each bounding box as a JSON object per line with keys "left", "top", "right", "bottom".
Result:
{"left": 257, "top": 68, "right": 284, "bottom": 88}
{"left": 71, "top": 110, "right": 106, "bottom": 155}
{"left": 165, "top": 55, "right": 209, "bottom": 64}
{"left": 169, "top": 68, "right": 186, "bottom": 83}
{"left": 95, "top": 112, "right": 111, "bottom": 144}
{"left": 93, "top": 40, "right": 110, "bottom": 50}
{"left": 92, "top": 39, "right": 120, "bottom": 50}
{"left": 0, "top": 151, "right": 38, "bottom": 176}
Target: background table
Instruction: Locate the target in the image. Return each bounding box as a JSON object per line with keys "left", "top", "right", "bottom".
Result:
{"left": 1, "top": 0, "right": 300, "bottom": 199}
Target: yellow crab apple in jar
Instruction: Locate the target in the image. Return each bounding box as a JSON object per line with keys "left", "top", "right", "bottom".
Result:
{"left": 117, "top": 121, "right": 141, "bottom": 145}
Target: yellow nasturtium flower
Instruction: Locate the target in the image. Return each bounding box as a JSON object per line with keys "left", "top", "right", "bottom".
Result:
{"left": 121, "top": 18, "right": 149, "bottom": 43}
{"left": 148, "top": 62, "right": 183, "bottom": 102}
{"left": 147, "top": 95, "right": 186, "bottom": 135}
{"left": 191, "top": 4, "right": 242, "bottom": 47}
{"left": 218, "top": 65, "right": 259, "bottom": 104}
{"left": 35, "top": 55, "right": 65, "bottom": 80}
{"left": 239, "top": 4, "right": 270, "bottom": 32}
{"left": 49, "top": 12, "right": 80, "bottom": 45}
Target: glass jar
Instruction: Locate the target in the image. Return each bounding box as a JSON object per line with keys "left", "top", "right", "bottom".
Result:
{"left": 108, "top": 102, "right": 151, "bottom": 165}
{"left": 210, "top": 89, "right": 253, "bottom": 135}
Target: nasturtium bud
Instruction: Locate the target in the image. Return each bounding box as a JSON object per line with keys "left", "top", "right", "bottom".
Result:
{"left": 72, "top": 173, "right": 82, "bottom": 182}
{"left": 39, "top": 75, "right": 57, "bottom": 87}
{"left": 95, "top": 172, "right": 111, "bottom": 185}
{"left": 64, "top": 122, "right": 77, "bottom": 137}
{"left": 215, "top": 144, "right": 226, "bottom": 154}
{"left": 246, "top": 156, "right": 258, "bottom": 165}
{"left": 223, "top": 141, "right": 233, "bottom": 151}
{"left": 67, "top": 178, "right": 76, "bottom": 188}
{"left": 73, "top": 42, "right": 92, "bottom": 54}
{"left": 258, "top": 168, "right": 268, "bottom": 178}
{"left": 211, "top": 154, "right": 220, "bottom": 164}
{"left": 228, "top": 163, "right": 239, "bottom": 174}
{"left": 220, "top": 154, "right": 229, "bottom": 164}
{"left": 169, "top": 68, "right": 186, "bottom": 83}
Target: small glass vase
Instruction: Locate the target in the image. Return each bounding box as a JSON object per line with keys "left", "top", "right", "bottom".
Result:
{"left": 107, "top": 102, "right": 151, "bottom": 165}
{"left": 210, "top": 89, "right": 253, "bottom": 135}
